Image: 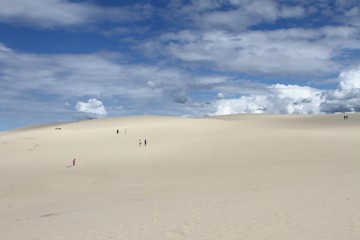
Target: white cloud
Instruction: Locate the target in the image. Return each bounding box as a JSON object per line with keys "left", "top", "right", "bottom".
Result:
{"left": 0, "top": 43, "right": 197, "bottom": 118}
{"left": 280, "top": 5, "right": 305, "bottom": 18}
{"left": 2, "top": 41, "right": 360, "bottom": 120}
{"left": 166, "top": 0, "right": 305, "bottom": 31}
{"left": 217, "top": 93, "right": 225, "bottom": 99}
{"left": 76, "top": 98, "right": 107, "bottom": 117}
{"left": 147, "top": 27, "right": 360, "bottom": 76}
{"left": 338, "top": 67, "right": 360, "bottom": 92}
{"left": 151, "top": 1, "right": 360, "bottom": 77}
{"left": 214, "top": 84, "right": 324, "bottom": 115}
{"left": 321, "top": 66, "right": 360, "bottom": 112}
{"left": 0, "top": 0, "right": 152, "bottom": 28}
{"left": 213, "top": 66, "right": 360, "bottom": 115}
{"left": 0, "top": 44, "right": 190, "bottom": 99}
{"left": 341, "top": 6, "right": 360, "bottom": 26}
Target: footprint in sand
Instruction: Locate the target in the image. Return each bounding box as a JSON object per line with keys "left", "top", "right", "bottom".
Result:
{"left": 40, "top": 208, "right": 87, "bottom": 218}
{"left": 28, "top": 144, "right": 40, "bottom": 151}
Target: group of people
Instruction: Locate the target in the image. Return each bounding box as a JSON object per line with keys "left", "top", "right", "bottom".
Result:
{"left": 139, "top": 139, "right": 147, "bottom": 146}
{"left": 70, "top": 128, "right": 148, "bottom": 167}
{"left": 116, "top": 129, "right": 147, "bottom": 146}
{"left": 344, "top": 115, "right": 349, "bottom": 120}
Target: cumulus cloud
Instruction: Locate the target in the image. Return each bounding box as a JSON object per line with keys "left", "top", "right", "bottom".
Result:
{"left": 214, "top": 84, "right": 324, "bottom": 115}
{"left": 76, "top": 98, "right": 107, "bottom": 118}
{"left": 321, "top": 67, "right": 360, "bottom": 113}
{"left": 216, "top": 93, "right": 225, "bottom": 99}
{"left": 213, "top": 66, "right": 360, "bottom": 115}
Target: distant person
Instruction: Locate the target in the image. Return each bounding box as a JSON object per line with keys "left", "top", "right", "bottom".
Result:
{"left": 117, "top": 129, "right": 119, "bottom": 134}
{"left": 72, "top": 158, "right": 76, "bottom": 166}
{"left": 144, "top": 139, "right": 147, "bottom": 146}
{"left": 139, "top": 139, "right": 142, "bottom": 146}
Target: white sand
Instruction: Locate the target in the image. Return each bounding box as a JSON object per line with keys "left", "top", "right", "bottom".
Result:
{"left": 1, "top": 114, "right": 360, "bottom": 239}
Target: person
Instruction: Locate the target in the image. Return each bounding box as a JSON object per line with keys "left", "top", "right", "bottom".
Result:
{"left": 117, "top": 129, "right": 119, "bottom": 134}
{"left": 144, "top": 139, "right": 147, "bottom": 146}
{"left": 72, "top": 158, "right": 76, "bottom": 166}
{"left": 139, "top": 139, "right": 142, "bottom": 146}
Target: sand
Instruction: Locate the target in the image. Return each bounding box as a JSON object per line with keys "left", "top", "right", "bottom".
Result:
{"left": 1, "top": 114, "right": 360, "bottom": 239}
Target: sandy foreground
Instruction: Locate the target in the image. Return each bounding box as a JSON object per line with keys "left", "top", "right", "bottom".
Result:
{"left": 1, "top": 114, "right": 360, "bottom": 240}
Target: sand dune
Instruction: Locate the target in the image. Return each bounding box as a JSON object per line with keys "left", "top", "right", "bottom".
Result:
{"left": 1, "top": 114, "right": 360, "bottom": 239}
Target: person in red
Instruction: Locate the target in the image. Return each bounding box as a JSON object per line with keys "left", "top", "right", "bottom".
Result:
{"left": 72, "top": 158, "right": 76, "bottom": 167}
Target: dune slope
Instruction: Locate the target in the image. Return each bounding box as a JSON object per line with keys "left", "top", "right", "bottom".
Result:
{"left": 1, "top": 114, "right": 360, "bottom": 240}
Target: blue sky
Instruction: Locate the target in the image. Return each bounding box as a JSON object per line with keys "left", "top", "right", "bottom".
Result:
{"left": 1, "top": 0, "right": 360, "bottom": 130}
